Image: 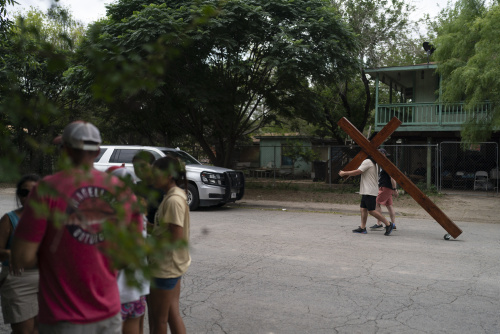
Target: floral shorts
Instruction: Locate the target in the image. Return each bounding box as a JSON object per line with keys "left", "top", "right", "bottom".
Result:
{"left": 120, "top": 295, "right": 146, "bottom": 320}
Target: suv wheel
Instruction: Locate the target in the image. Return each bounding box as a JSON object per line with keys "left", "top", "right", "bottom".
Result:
{"left": 186, "top": 183, "right": 199, "bottom": 211}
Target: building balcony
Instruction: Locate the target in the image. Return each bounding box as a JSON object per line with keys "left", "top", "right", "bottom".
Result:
{"left": 375, "top": 102, "right": 491, "bottom": 132}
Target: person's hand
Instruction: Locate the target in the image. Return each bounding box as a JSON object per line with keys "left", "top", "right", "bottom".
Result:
{"left": 339, "top": 171, "right": 345, "bottom": 177}
{"left": 393, "top": 189, "right": 399, "bottom": 198}
{"left": 9, "top": 264, "right": 23, "bottom": 276}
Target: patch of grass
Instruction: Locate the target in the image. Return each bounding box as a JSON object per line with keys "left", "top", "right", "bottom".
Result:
{"left": 303, "top": 184, "right": 358, "bottom": 194}
{"left": 246, "top": 181, "right": 300, "bottom": 191}
{"left": 412, "top": 182, "right": 443, "bottom": 197}
{"left": 245, "top": 180, "right": 359, "bottom": 193}
{"left": 0, "top": 175, "right": 19, "bottom": 183}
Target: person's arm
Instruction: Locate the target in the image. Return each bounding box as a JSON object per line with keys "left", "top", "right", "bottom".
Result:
{"left": 11, "top": 185, "right": 45, "bottom": 274}
{"left": 339, "top": 169, "right": 363, "bottom": 177}
{"left": 168, "top": 224, "right": 184, "bottom": 242}
{"left": 11, "top": 237, "right": 40, "bottom": 274}
{"left": 391, "top": 177, "right": 399, "bottom": 197}
{"left": 164, "top": 194, "right": 187, "bottom": 243}
{"left": 0, "top": 214, "right": 12, "bottom": 262}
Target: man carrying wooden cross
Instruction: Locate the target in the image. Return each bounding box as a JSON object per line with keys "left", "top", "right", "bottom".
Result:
{"left": 339, "top": 157, "right": 395, "bottom": 236}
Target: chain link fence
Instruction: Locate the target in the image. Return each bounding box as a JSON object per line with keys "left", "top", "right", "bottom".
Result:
{"left": 327, "top": 145, "right": 439, "bottom": 189}
{"left": 232, "top": 144, "right": 438, "bottom": 184}
{"left": 232, "top": 143, "right": 498, "bottom": 196}
{"left": 15, "top": 141, "right": 497, "bottom": 197}
{"left": 439, "top": 142, "right": 498, "bottom": 195}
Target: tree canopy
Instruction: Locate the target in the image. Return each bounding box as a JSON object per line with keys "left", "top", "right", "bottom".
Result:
{"left": 0, "top": 7, "right": 86, "bottom": 178}
{"left": 0, "top": 0, "right": 16, "bottom": 39}
{"left": 432, "top": 0, "right": 500, "bottom": 144}
{"left": 289, "top": 0, "right": 421, "bottom": 143}
{"left": 77, "top": 0, "right": 359, "bottom": 167}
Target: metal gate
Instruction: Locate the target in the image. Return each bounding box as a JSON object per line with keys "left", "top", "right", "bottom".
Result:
{"left": 439, "top": 142, "right": 498, "bottom": 195}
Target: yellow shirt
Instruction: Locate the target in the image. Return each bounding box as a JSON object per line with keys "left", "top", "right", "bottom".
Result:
{"left": 152, "top": 187, "right": 191, "bottom": 278}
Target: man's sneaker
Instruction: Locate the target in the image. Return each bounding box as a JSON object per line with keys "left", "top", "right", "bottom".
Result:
{"left": 352, "top": 227, "right": 367, "bottom": 234}
{"left": 393, "top": 224, "right": 397, "bottom": 230}
{"left": 370, "top": 224, "right": 384, "bottom": 229}
{"left": 384, "top": 222, "right": 395, "bottom": 236}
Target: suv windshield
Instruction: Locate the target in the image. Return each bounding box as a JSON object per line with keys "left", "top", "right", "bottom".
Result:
{"left": 162, "top": 150, "right": 201, "bottom": 165}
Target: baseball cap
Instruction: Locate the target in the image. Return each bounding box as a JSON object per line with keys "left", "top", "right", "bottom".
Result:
{"left": 106, "top": 165, "right": 135, "bottom": 183}
{"left": 378, "top": 148, "right": 390, "bottom": 156}
{"left": 58, "top": 121, "right": 102, "bottom": 151}
{"left": 105, "top": 165, "right": 126, "bottom": 174}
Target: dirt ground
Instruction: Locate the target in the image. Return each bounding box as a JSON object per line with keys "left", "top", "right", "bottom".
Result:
{"left": 242, "top": 186, "right": 500, "bottom": 224}
{"left": 1, "top": 182, "right": 498, "bottom": 223}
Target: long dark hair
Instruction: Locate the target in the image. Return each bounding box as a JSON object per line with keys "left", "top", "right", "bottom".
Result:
{"left": 16, "top": 173, "right": 40, "bottom": 207}
{"left": 152, "top": 155, "right": 188, "bottom": 193}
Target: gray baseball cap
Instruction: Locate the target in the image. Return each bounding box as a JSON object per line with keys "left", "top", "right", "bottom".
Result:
{"left": 58, "top": 121, "right": 102, "bottom": 151}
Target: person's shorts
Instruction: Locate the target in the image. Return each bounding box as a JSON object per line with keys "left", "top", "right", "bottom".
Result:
{"left": 121, "top": 295, "right": 146, "bottom": 320}
{"left": 39, "top": 313, "right": 121, "bottom": 334}
{"left": 152, "top": 276, "right": 181, "bottom": 290}
{"left": 360, "top": 195, "right": 377, "bottom": 211}
{"left": 376, "top": 187, "right": 394, "bottom": 206}
{"left": 0, "top": 267, "right": 39, "bottom": 324}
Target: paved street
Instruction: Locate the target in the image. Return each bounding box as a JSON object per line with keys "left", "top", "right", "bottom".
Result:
{"left": 181, "top": 205, "right": 500, "bottom": 333}
{"left": 0, "top": 190, "right": 499, "bottom": 333}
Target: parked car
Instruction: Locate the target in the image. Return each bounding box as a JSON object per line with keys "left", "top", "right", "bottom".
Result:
{"left": 94, "top": 145, "right": 245, "bottom": 211}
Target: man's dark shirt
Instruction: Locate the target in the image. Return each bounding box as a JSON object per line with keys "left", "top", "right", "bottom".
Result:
{"left": 378, "top": 168, "right": 392, "bottom": 188}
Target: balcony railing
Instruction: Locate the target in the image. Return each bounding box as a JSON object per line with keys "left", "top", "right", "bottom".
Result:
{"left": 376, "top": 102, "right": 491, "bottom": 128}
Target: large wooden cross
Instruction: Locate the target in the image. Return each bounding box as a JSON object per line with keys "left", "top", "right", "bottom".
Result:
{"left": 338, "top": 117, "right": 462, "bottom": 239}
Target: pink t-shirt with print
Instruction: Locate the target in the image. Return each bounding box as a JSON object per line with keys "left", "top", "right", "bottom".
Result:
{"left": 15, "top": 168, "right": 141, "bottom": 324}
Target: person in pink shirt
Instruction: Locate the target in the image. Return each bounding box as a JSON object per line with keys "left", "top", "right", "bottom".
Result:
{"left": 11, "top": 121, "right": 141, "bottom": 334}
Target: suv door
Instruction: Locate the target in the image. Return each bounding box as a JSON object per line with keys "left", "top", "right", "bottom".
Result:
{"left": 109, "top": 148, "right": 163, "bottom": 180}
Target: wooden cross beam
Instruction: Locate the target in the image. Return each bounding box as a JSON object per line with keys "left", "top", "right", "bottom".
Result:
{"left": 342, "top": 117, "right": 402, "bottom": 173}
{"left": 338, "top": 117, "right": 462, "bottom": 239}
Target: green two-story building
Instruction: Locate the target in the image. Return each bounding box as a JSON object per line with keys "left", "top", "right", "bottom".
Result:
{"left": 365, "top": 63, "right": 498, "bottom": 191}
{"left": 366, "top": 63, "right": 492, "bottom": 141}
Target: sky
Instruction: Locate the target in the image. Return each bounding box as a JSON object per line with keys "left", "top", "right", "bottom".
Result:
{"left": 10, "top": 0, "right": 453, "bottom": 25}
{"left": 9, "top": 0, "right": 110, "bottom": 24}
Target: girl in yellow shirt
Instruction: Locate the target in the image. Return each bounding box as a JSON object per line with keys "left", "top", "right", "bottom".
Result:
{"left": 148, "top": 156, "right": 190, "bottom": 334}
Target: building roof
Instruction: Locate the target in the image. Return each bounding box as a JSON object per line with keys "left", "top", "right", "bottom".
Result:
{"left": 365, "top": 62, "right": 437, "bottom": 74}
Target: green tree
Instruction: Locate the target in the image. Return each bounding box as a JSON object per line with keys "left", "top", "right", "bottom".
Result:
{"left": 0, "top": 4, "right": 186, "bottom": 290}
{"left": 282, "top": 140, "right": 319, "bottom": 176}
{"left": 293, "top": 0, "right": 421, "bottom": 143}
{"left": 0, "top": 7, "right": 85, "bottom": 178}
{"left": 0, "top": 0, "right": 16, "bottom": 39}
{"left": 432, "top": 0, "right": 499, "bottom": 144}
{"left": 77, "top": 0, "right": 358, "bottom": 167}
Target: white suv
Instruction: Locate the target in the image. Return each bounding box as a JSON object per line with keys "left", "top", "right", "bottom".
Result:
{"left": 94, "top": 145, "right": 245, "bottom": 211}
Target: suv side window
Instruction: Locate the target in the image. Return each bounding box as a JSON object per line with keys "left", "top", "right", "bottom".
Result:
{"left": 110, "top": 149, "right": 140, "bottom": 163}
{"left": 94, "top": 148, "right": 107, "bottom": 162}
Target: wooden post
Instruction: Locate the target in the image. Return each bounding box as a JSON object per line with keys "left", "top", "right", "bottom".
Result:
{"left": 341, "top": 117, "right": 402, "bottom": 173}
{"left": 338, "top": 117, "right": 462, "bottom": 239}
